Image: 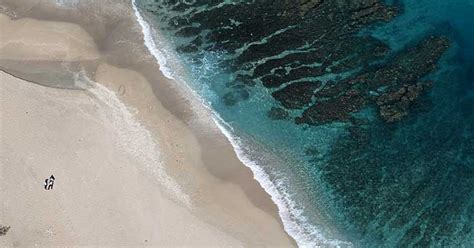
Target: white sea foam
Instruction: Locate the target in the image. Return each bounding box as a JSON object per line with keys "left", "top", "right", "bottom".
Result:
{"left": 132, "top": 0, "right": 175, "bottom": 80}
{"left": 131, "top": 1, "right": 351, "bottom": 246}
{"left": 211, "top": 114, "right": 351, "bottom": 248}
{"left": 74, "top": 71, "right": 191, "bottom": 207}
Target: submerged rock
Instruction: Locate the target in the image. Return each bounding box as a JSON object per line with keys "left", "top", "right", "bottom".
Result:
{"left": 376, "top": 83, "right": 429, "bottom": 122}
{"left": 272, "top": 81, "right": 321, "bottom": 109}
{"left": 222, "top": 89, "right": 250, "bottom": 106}
{"left": 297, "top": 88, "right": 367, "bottom": 124}
{"left": 297, "top": 36, "right": 449, "bottom": 125}
{"left": 267, "top": 107, "right": 290, "bottom": 120}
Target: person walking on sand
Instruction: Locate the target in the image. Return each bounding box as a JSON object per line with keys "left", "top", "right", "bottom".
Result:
{"left": 44, "top": 175, "right": 55, "bottom": 190}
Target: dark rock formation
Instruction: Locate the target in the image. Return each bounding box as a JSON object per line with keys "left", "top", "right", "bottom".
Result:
{"left": 272, "top": 81, "right": 321, "bottom": 109}
{"left": 297, "top": 88, "right": 367, "bottom": 124}
{"left": 297, "top": 36, "right": 450, "bottom": 125}
{"left": 147, "top": 0, "right": 449, "bottom": 125}
{"left": 376, "top": 83, "right": 431, "bottom": 122}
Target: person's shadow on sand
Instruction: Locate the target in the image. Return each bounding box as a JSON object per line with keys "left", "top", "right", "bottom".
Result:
{"left": 44, "top": 175, "right": 55, "bottom": 190}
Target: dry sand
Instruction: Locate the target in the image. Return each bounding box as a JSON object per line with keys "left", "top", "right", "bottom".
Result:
{"left": 0, "top": 71, "right": 242, "bottom": 246}
{"left": 0, "top": 0, "right": 296, "bottom": 246}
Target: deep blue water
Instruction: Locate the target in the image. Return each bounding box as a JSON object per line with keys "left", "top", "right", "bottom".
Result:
{"left": 136, "top": 0, "right": 474, "bottom": 246}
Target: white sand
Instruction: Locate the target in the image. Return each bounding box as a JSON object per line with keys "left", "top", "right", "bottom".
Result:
{"left": 0, "top": 1, "right": 295, "bottom": 247}
{"left": 0, "top": 14, "right": 99, "bottom": 61}
{"left": 0, "top": 71, "right": 242, "bottom": 246}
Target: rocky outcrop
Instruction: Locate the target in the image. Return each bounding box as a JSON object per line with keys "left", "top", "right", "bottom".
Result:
{"left": 377, "top": 83, "right": 430, "bottom": 122}
{"left": 272, "top": 81, "right": 321, "bottom": 109}
{"left": 145, "top": 0, "right": 449, "bottom": 124}
{"left": 296, "top": 36, "right": 449, "bottom": 125}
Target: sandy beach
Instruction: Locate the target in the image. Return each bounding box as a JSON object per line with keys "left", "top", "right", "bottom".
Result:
{"left": 0, "top": 0, "right": 295, "bottom": 246}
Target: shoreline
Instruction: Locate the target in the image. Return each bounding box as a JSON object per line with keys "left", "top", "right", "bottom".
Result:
{"left": 131, "top": 2, "right": 308, "bottom": 245}
{"left": 132, "top": 3, "right": 349, "bottom": 247}
{"left": 0, "top": 0, "right": 296, "bottom": 246}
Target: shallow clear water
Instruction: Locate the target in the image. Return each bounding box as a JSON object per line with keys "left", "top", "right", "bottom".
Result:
{"left": 136, "top": 0, "right": 473, "bottom": 246}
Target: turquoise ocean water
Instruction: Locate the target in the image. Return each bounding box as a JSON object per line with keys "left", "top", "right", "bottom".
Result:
{"left": 134, "top": 0, "right": 474, "bottom": 246}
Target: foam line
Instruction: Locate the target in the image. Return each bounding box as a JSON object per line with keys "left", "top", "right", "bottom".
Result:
{"left": 132, "top": 0, "right": 175, "bottom": 80}
{"left": 210, "top": 114, "right": 350, "bottom": 248}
